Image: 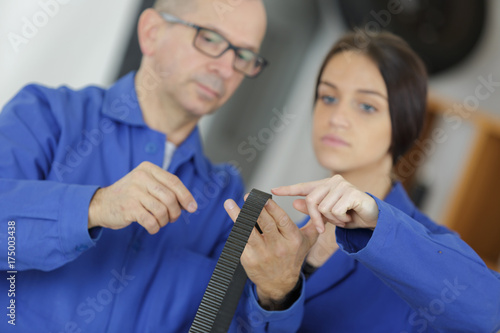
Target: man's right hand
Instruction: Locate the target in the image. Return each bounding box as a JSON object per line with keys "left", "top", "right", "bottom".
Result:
{"left": 88, "top": 161, "right": 197, "bottom": 234}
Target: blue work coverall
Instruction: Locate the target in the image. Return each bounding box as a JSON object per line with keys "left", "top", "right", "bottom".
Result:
{"left": 239, "top": 182, "right": 500, "bottom": 332}
{"left": 0, "top": 72, "right": 249, "bottom": 332}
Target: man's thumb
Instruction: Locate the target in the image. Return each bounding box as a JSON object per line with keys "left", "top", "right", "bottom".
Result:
{"left": 300, "top": 222, "right": 319, "bottom": 248}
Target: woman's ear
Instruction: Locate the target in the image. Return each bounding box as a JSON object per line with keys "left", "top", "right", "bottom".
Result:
{"left": 137, "top": 9, "right": 162, "bottom": 57}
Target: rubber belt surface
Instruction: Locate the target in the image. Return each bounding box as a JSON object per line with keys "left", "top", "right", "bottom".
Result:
{"left": 189, "top": 189, "right": 271, "bottom": 333}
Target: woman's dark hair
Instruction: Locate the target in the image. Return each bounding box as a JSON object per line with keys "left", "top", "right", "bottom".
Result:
{"left": 315, "top": 30, "right": 428, "bottom": 165}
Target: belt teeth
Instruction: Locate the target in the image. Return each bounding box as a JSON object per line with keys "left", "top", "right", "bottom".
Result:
{"left": 189, "top": 189, "right": 271, "bottom": 333}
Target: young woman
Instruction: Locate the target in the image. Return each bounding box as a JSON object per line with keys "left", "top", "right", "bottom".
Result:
{"left": 225, "top": 31, "right": 500, "bottom": 332}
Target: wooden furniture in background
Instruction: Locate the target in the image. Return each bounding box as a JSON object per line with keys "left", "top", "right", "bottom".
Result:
{"left": 395, "top": 94, "right": 500, "bottom": 272}
{"left": 443, "top": 114, "right": 500, "bottom": 272}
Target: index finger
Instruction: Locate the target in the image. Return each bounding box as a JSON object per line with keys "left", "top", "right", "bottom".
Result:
{"left": 149, "top": 165, "right": 197, "bottom": 213}
{"left": 271, "top": 179, "right": 324, "bottom": 197}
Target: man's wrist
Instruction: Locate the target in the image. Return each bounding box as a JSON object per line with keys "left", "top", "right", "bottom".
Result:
{"left": 88, "top": 188, "right": 102, "bottom": 229}
{"left": 257, "top": 276, "right": 303, "bottom": 311}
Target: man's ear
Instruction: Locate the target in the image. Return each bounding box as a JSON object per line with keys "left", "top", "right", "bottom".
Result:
{"left": 137, "top": 9, "right": 162, "bottom": 57}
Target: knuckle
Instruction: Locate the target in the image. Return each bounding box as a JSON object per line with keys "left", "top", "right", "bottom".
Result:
{"left": 123, "top": 204, "right": 138, "bottom": 222}
{"left": 153, "top": 184, "right": 166, "bottom": 194}
{"left": 318, "top": 203, "right": 328, "bottom": 213}
{"left": 140, "top": 212, "right": 154, "bottom": 224}
{"left": 337, "top": 181, "right": 348, "bottom": 191}
{"left": 305, "top": 196, "right": 316, "bottom": 205}
{"left": 332, "top": 174, "right": 344, "bottom": 182}
{"left": 278, "top": 213, "right": 291, "bottom": 228}
{"left": 129, "top": 183, "right": 142, "bottom": 193}
{"left": 130, "top": 200, "right": 143, "bottom": 212}
{"left": 124, "top": 198, "right": 136, "bottom": 209}
{"left": 148, "top": 199, "right": 159, "bottom": 211}
{"left": 333, "top": 208, "right": 344, "bottom": 216}
{"left": 170, "top": 209, "right": 181, "bottom": 221}
{"left": 156, "top": 204, "right": 168, "bottom": 218}
{"left": 163, "top": 192, "right": 177, "bottom": 206}
{"left": 145, "top": 219, "right": 159, "bottom": 232}
{"left": 291, "top": 235, "right": 302, "bottom": 248}
{"left": 167, "top": 173, "right": 181, "bottom": 186}
{"left": 242, "top": 252, "right": 256, "bottom": 268}
{"left": 322, "top": 211, "right": 333, "bottom": 220}
{"left": 133, "top": 169, "right": 148, "bottom": 180}
{"left": 262, "top": 223, "right": 274, "bottom": 234}
{"left": 350, "top": 197, "right": 360, "bottom": 209}
{"left": 139, "top": 161, "right": 152, "bottom": 169}
{"left": 138, "top": 211, "right": 150, "bottom": 224}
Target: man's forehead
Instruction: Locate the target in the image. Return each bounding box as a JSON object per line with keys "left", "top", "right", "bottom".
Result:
{"left": 183, "top": 0, "right": 266, "bottom": 51}
{"left": 202, "top": 24, "right": 259, "bottom": 53}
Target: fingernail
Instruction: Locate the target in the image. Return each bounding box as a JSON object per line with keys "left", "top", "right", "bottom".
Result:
{"left": 188, "top": 202, "right": 197, "bottom": 213}
{"left": 316, "top": 226, "right": 324, "bottom": 234}
{"left": 224, "top": 200, "right": 235, "bottom": 210}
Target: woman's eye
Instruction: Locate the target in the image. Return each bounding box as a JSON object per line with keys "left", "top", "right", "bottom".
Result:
{"left": 320, "top": 96, "right": 337, "bottom": 105}
{"left": 360, "top": 103, "right": 376, "bottom": 113}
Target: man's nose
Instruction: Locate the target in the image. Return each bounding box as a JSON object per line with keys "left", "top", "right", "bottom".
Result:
{"left": 208, "top": 49, "right": 236, "bottom": 79}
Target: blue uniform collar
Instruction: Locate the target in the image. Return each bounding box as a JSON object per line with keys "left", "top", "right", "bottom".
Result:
{"left": 172, "top": 126, "right": 211, "bottom": 182}
{"left": 102, "top": 71, "right": 147, "bottom": 127}
{"left": 102, "top": 71, "right": 211, "bottom": 182}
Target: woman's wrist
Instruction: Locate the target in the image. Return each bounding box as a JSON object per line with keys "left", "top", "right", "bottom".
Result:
{"left": 302, "top": 261, "right": 318, "bottom": 280}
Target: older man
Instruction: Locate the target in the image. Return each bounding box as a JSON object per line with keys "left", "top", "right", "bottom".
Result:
{"left": 0, "top": 0, "right": 269, "bottom": 331}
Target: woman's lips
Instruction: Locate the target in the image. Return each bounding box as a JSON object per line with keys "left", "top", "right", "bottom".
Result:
{"left": 321, "top": 134, "right": 350, "bottom": 147}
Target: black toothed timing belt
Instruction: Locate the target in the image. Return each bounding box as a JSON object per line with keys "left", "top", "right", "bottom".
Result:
{"left": 189, "top": 189, "right": 271, "bottom": 333}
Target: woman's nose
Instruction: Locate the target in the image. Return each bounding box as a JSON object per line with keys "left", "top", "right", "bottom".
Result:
{"left": 329, "top": 101, "right": 350, "bottom": 128}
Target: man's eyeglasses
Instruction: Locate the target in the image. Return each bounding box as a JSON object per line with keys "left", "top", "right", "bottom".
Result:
{"left": 159, "top": 12, "right": 268, "bottom": 78}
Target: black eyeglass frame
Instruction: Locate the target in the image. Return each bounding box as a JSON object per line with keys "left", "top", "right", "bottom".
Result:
{"left": 158, "top": 11, "right": 268, "bottom": 78}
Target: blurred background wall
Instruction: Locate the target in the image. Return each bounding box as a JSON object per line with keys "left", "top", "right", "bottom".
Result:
{"left": 1, "top": 0, "right": 499, "bottom": 227}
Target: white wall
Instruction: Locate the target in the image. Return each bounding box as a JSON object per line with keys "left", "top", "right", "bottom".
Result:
{"left": 0, "top": 0, "right": 141, "bottom": 107}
